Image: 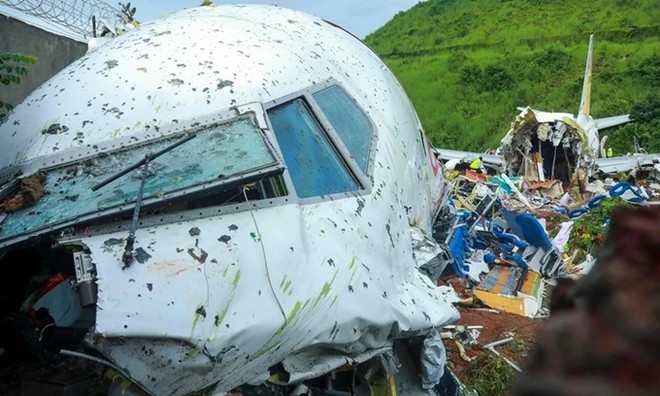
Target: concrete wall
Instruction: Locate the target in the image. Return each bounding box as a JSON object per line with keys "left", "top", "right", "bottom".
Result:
{"left": 0, "top": 15, "right": 87, "bottom": 110}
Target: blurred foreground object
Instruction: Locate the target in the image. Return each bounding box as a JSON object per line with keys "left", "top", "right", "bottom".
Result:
{"left": 515, "top": 206, "right": 660, "bottom": 395}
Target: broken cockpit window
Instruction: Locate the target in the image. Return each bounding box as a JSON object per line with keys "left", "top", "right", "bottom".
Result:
{"left": 0, "top": 115, "right": 284, "bottom": 248}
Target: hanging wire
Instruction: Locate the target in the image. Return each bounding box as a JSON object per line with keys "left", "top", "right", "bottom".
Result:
{"left": 242, "top": 184, "right": 288, "bottom": 325}
{"left": 0, "top": 0, "right": 121, "bottom": 38}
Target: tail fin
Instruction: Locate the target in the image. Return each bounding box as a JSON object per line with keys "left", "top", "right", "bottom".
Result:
{"left": 578, "top": 34, "right": 594, "bottom": 118}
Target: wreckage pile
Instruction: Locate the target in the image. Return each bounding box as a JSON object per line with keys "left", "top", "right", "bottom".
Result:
{"left": 428, "top": 155, "right": 660, "bottom": 393}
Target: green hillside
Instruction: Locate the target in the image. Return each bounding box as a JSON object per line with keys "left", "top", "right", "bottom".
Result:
{"left": 364, "top": 0, "right": 660, "bottom": 153}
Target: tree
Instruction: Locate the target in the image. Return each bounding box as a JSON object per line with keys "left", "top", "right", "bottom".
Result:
{"left": 629, "top": 90, "right": 659, "bottom": 123}
{"left": 607, "top": 91, "right": 660, "bottom": 153}
{"left": 0, "top": 52, "right": 38, "bottom": 115}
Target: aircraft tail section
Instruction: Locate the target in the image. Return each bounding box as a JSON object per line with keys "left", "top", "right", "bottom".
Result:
{"left": 578, "top": 34, "right": 595, "bottom": 118}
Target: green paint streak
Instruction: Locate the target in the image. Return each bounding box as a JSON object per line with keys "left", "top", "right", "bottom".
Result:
{"left": 218, "top": 355, "right": 240, "bottom": 372}
{"left": 348, "top": 256, "right": 357, "bottom": 282}
{"left": 212, "top": 289, "right": 237, "bottom": 335}
{"left": 288, "top": 301, "right": 303, "bottom": 322}
{"left": 232, "top": 270, "right": 241, "bottom": 287}
{"left": 252, "top": 297, "right": 314, "bottom": 361}
{"left": 321, "top": 270, "right": 339, "bottom": 297}
{"left": 314, "top": 269, "right": 339, "bottom": 307}
{"left": 279, "top": 275, "right": 288, "bottom": 289}
{"left": 182, "top": 347, "right": 200, "bottom": 362}
{"left": 222, "top": 266, "right": 228, "bottom": 278}
{"left": 330, "top": 295, "right": 339, "bottom": 307}
{"left": 190, "top": 304, "right": 204, "bottom": 336}
{"left": 132, "top": 121, "right": 142, "bottom": 130}
{"left": 216, "top": 304, "right": 230, "bottom": 327}
{"left": 250, "top": 232, "right": 259, "bottom": 242}
{"left": 251, "top": 299, "right": 314, "bottom": 361}
{"left": 283, "top": 279, "right": 292, "bottom": 293}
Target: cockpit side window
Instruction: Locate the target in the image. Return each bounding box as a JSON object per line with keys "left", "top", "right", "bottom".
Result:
{"left": 268, "top": 98, "right": 360, "bottom": 198}
{"left": 312, "top": 85, "right": 373, "bottom": 173}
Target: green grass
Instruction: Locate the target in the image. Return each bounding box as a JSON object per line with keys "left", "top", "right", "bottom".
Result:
{"left": 364, "top": 0, "right": 660, "bottom": 153}
{"left": 462, "top": 353, "right": 517, "bottom": 395}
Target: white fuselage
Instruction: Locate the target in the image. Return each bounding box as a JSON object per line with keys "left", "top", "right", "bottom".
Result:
{"left": 0, "top": 5, "right": 458, "bottom": 395}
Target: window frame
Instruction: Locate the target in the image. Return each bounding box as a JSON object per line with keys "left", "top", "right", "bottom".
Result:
{"left": 262, "top": 79, "right": 377, "bottom": 203}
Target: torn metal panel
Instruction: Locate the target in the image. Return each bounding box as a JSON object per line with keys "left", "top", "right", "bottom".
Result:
{"left": 278, "top": 346, "right": 391, "bottom": 384}
{"left": 499, "top": 107, "right": 594, "bottom": 184}
{"left": 420, "top": 331, "right": 447, "bottom": 389}
{"left": 411, "top": 226, "right": 452, "bottom": 281}
{"left": 435, "top": 35, "right": 651, "bottom": 186}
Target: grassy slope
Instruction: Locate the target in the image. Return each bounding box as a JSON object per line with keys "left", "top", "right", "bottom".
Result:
{"left": 364, "top": 0, "right": 660, "bottom": 152}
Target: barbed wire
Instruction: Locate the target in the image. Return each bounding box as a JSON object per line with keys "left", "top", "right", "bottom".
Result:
{"left": 0, "top": 0, "right": 122, "bottom": 38}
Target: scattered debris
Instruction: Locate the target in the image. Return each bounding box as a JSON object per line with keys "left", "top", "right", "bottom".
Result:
{"left": 0, "top": 171, "right": 47, "bottom": 213}
{"left": 483, "top": 337, "right": 521, "bottom": 373}
{"left": 0, "top": 11, "right": 655, "bottom": 396}
{"left": 428, "top": 139, "right": 658, "bottom": 393}
{"left": 473, "top": 266, "right": 544, "bottom": 318}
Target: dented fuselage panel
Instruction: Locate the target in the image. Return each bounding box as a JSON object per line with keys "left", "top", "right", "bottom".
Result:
{"left": 82, "top": 199, "right": 455, "bottom": 394}
{"left": 0, "top": 4, "right": 457, "bottom": 395}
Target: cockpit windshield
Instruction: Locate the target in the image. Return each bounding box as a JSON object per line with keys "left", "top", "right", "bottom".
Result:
{"left": 0, "top": 115, "right": 282, "bottom": 247}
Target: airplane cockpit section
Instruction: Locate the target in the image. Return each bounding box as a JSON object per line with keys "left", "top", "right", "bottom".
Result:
{"left": 0, "top": 4, "right": 457, "bottom": 395}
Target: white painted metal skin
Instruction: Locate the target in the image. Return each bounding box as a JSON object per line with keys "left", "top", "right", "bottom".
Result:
{"left": 0, "top": 5, "right": 458, "bottom": 395}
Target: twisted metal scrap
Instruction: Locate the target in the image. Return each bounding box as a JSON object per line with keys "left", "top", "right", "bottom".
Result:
{"left": 0, "top": 0, "right": 119, "bottom": 38}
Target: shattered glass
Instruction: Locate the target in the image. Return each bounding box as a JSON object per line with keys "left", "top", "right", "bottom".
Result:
{"left": 312, "top": 85, "right": 373, "bottom": 172}
{"left": 0, "top": 116, "right": 278, "bottom": 243}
